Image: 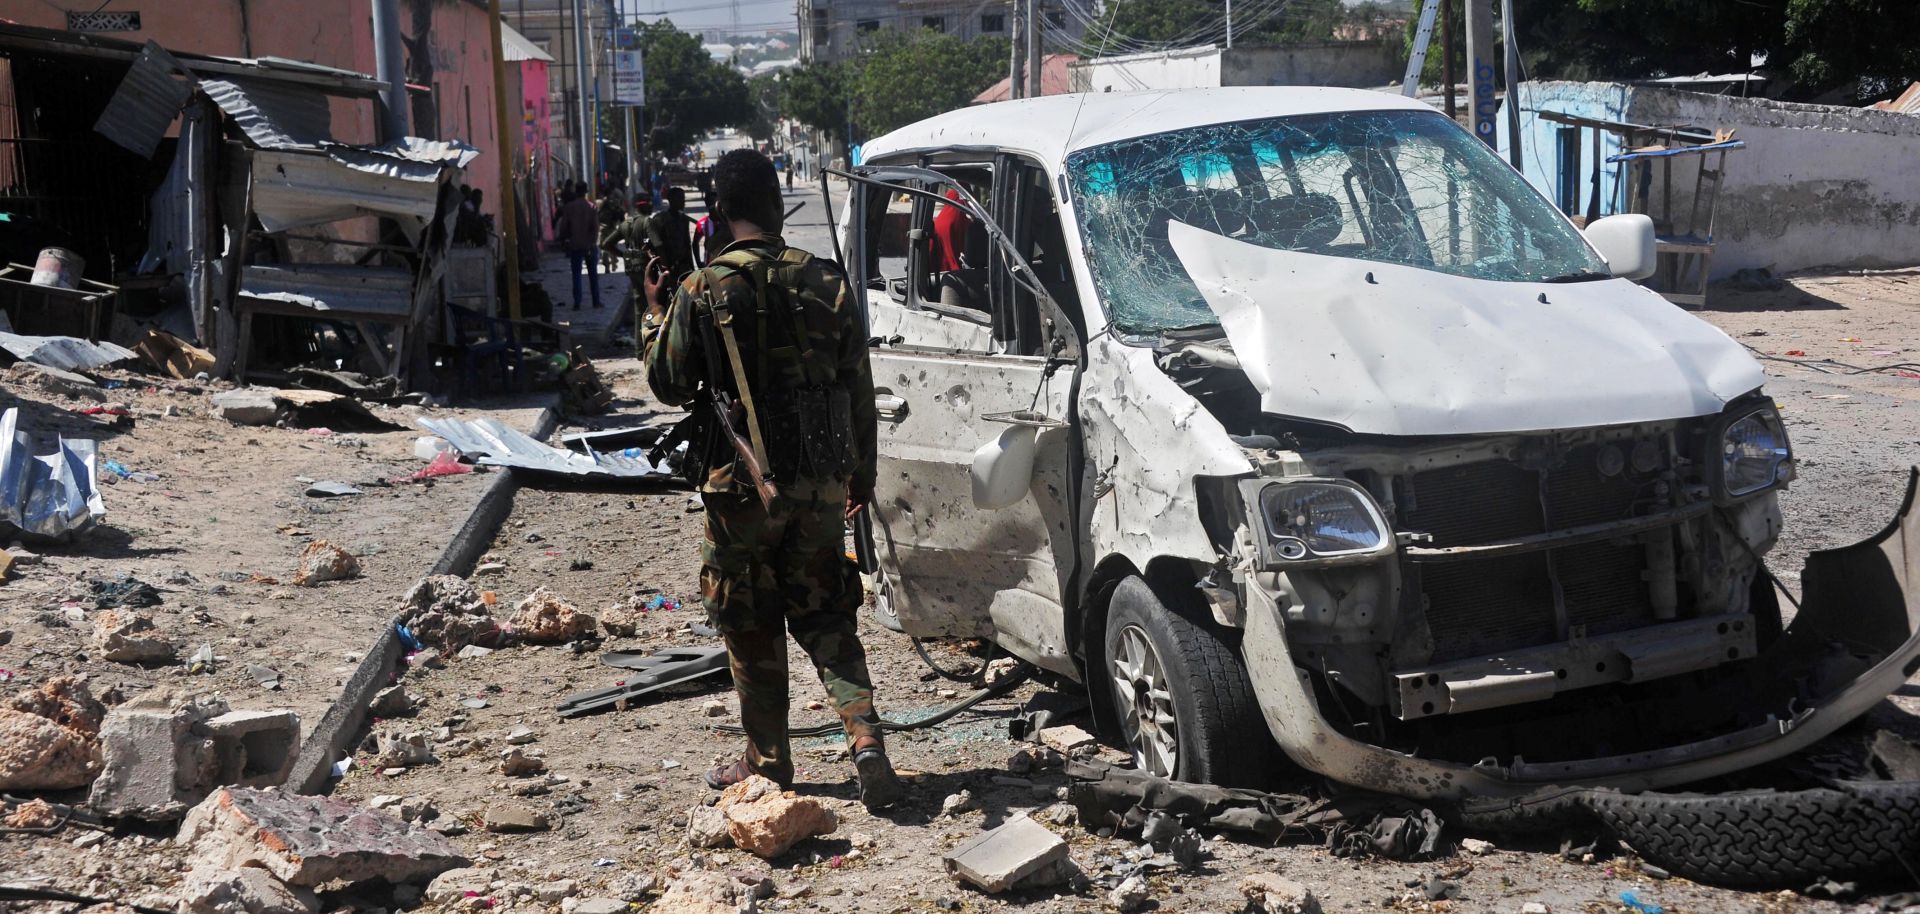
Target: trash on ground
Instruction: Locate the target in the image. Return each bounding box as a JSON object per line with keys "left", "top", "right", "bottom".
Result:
{"left": 91, "top": 574, "right": 162, "bottom": 609}
{"left": 556, "top": 645, "right": 730, "bottom": 717}
{"left": 1620, "top": 890, "right": 1664, "bottom": 914}
{"left": 403, "top": 450, "right": 473, "bottom": 482}
{"left": 418, "top": 415, "right": 673, "bottom": 480}
{"left": 0, "top": 407, "right": 106, "bottom": 541}
{"left": 132, "top": 329, "right": 215, "bottom": 380}
{"left": 304, "top": 480, "right": 363, "bottom": 498}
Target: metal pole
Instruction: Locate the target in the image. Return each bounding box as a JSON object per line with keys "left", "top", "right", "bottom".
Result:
{"left": 1025, "top": 0, "right": 1040, "bottom": 98}
{"left": 572, "top": 0, "right": 592, "bottom": 184}
{"left": 1441, "top": 0, "right": 1456, "bottom": 120}
{"left": 1465, "top": 0, "right": 1496, "bottom": 149}
{"left": 1500, "top": 0, "right": 1522, "bottom": 169}
{"left": 1009, "top": 0, "right": 1025, "bottom": 100}
{"left": 1225, "top": 0, "right": 1232, "bottom": 49}
{"left": 487, "top": 0, "right": 523, "bottom": 321}
{"left": 371, "top": 0, "right": 409, "bottom": 142}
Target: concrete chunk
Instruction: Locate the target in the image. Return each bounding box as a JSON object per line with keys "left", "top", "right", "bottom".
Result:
{"left": 716, "top": 775, "right": 836, "bottom": 859}
{"left": 943, "top": 815, "right": 1072, "bottom": 893}
{"left": 1240, "top": 874, "right": 1321, "bottom": 914}
{"left": 198, "top": 709, "right": 301, "bottom": 788}
{"left": 88, "top": 691, "right": 227, "bottom": 820}
{"left": 177, "top": 786, "right": 468, "bottom": 887}
{"left": 178, "top": 865, "right": 320, "bottom": 914}
{"left": 211, "top": 388, "right": 280, "bottom": 425}
{"left": 1037, "top": 724, "right": 1097, "bottom": 756}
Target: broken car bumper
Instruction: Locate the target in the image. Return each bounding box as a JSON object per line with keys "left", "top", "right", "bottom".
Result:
{"left": 1239, "top": 468, "right": 1920, "bottom": 801}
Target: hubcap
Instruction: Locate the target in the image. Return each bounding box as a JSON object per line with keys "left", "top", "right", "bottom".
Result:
{"left": 1110, "top": 624, "right": 1178, "bottom": 777}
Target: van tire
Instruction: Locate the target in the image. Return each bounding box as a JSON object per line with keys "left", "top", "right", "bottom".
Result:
{"left": 1102, "top": 575, "right": 1275, "bottom": 788}
{"left": 1586, "top": 780, "right": 1920, "bottom": 887}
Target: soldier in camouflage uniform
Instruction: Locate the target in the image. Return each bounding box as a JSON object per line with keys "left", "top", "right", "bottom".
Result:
{"left": 640, "top": 149, "right": 903, "bottom": 811}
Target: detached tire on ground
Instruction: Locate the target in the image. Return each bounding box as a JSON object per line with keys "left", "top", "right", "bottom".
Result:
{"left": 1102, "top": 574, "right": 1276, "bottom": 788}
{"left": 1586, "top": 780, "right": 1920, "bottom": 888}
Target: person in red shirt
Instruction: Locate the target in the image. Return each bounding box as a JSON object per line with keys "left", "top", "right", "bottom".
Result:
{"left": 929, "top": 188, "right": 972, "bottom": 274}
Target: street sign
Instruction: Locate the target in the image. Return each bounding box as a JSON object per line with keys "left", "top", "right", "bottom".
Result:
{"left": 614, "top": 48, "right": 645, "bottom": 106}
{"left": 614, "top": 27, "right": 639, "bottom": 51}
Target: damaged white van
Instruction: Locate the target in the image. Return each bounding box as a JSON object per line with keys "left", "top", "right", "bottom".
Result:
{"left": 837, "top": 87, "right": 1920, "bottom": 802}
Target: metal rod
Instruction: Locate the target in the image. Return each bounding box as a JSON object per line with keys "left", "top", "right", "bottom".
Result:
{"left": 572, "top": 0, "right": 592, "bottom": 183}
{"left": 488, "top": 0, "right": 523, "bottom": 321}
{"left": 1025, "top": 0, "right": 1041, "bottom": 98}
{"left": 371, "top": 0, "right": 409, "bottom": 142}
{"left": 1500, "top": 0, "right": 1522, "bottom": 169}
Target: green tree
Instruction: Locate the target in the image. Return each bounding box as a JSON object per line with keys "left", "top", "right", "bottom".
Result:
{"left": 745, "top": 74, "right": 780, "bottom": 143}
{"left": 1101, "top": 0, "right": 1347, "bottom": 48}
{"left": 1780, "top": 0, "right": 1920, "bottom": 101}
{"left": 849, "top": 30, "right": 1008, "bottom": 138}
{"left": 638, "top": 19, "right": 752, "bottom": 157}
{"left": 779, "top": 59, "right": 854, "bottom": 148}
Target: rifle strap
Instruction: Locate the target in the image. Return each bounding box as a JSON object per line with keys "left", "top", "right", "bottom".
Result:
{"left": 712, "top": 301, "right": 773, "bottom": 478}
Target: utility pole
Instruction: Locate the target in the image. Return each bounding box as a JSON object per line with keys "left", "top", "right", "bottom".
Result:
{"left": 370, "top": 0, "right": 408, "bottom": 142}
{"left": 1225, "top": 0, "right": 1232, "bottom": 50}
{"left": 486, "top": 0, "right": 522, "bottom": 320}
{"left": 1441, "top": 0, "right": 1456, "bottom": 120}
{"left": 1464, "top": 0, "right": 1496, "bottom": 149}
{"left": 572, "top": 0, "right": 592, "bottom": 187}
{"left": 1500, "top": 0, "right": 1523, "bottom": 170}
{"left": 1025, "top": 0, "right": 1040, "bottom": 98}
{"left": 1009, "top": 0, "right": 1026, "bottom": 100}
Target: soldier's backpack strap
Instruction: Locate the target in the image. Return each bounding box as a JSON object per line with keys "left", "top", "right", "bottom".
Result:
{"left": 701, "top": 269, "right": 773, "bottom": 477}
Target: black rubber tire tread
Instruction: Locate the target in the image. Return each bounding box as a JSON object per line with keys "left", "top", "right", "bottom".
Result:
{"left": 1586, "top": 780, "right": 1920, "bottom": 888}
{"left": 1452, "top": 786, "right": 1599, "bottom": 834}
{"left": 1105, "top": 575, "right": 1277, "bottom": 788}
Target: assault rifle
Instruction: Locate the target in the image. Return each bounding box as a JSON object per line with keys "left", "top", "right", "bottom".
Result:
{"left": 696, "top": 309, "right": 779, "bottom": 511}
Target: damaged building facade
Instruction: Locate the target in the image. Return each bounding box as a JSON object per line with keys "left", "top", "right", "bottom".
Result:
{"left": 0, "top": 23, "right": 486, "bottom": 386}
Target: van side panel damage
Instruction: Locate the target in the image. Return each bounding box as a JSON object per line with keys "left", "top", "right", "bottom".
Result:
{"left": 1240, "top": 470, "right": 1920, "bottom": 800}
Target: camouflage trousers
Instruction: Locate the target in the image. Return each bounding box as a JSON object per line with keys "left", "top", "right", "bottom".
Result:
{"left": 700, "top": 476, "right": 879, "bottom": 783}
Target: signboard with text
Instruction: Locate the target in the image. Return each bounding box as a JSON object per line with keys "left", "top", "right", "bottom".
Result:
{"left": 614, "top": 49, "right": 645, "bottom": 106}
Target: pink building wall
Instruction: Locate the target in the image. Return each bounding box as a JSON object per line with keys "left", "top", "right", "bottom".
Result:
{"left": 3, "top": 0, "right": 506, "bottom": 217}
{"left": 520, "top": 59, "right": 553, "bottom": 241}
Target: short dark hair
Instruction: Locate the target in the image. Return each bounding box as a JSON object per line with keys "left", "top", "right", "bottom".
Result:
{"left": 664, "top": 186, "right": 686, "bottom": 208}
{"left": 711, "top": 149, "right": 781, "bottom": 228}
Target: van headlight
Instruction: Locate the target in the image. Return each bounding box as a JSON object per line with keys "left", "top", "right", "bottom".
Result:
{"left": 1715, "top": 405, "right": 1792, "bottom": 499}
{"left": 1240, "top": 478, "right": 1394, "bottom": 567}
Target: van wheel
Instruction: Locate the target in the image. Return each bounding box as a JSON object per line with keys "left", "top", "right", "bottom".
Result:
{"left": 1102, "top": 575, "right": 1274, "bottom": 786}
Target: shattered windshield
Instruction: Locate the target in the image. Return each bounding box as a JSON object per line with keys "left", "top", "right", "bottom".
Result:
{"left": 1066, "top": 109, "right": 1610, "bottom": 334}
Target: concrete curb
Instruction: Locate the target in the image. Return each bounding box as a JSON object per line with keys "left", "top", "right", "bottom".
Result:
{"left": 288, "top": 406, "right": 561, "bottom": 794}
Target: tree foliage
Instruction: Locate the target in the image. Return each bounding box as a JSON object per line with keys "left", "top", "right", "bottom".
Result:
{"left": 637, "top": 19, "right": 752, "bottom": 156}
{"left": 777, "top": 30, "right": 1006, "bottom": 145}
{"left": 778, "top": 58, "right": 854, "bottom": 148}
{"left": 1103, "top": 0, "right": 1349, "bottom": 47}
{"left": 850, "top": 30, "right": 1008, "bottom": 137}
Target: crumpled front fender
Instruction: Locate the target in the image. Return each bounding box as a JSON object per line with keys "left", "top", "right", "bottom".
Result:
{"left": 1241, "top": 469, "right": 1920, "bottom": 801}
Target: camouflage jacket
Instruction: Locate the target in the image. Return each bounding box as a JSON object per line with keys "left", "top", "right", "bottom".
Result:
{"left": 642, "top": 236, "right": 876, "bottom": 498}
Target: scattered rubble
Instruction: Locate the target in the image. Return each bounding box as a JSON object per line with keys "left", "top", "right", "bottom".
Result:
{"left": 498, "top": 746, "right": 546, "bottom": 777}
{"left": 91, "top": 610, "right": 176, "bottom": 663}
{"left": 177, "top": 864, "right": 321, "bottom": 914}
{"left": 290, "top": 539, "right": 360, "bottom": 587}
{"left": 211, "top": 389, "right": 281, "bottom": 426}
{"left": 481, "top": 802, "right": 553, "bottom": 832}
{"left": 1240, "top": 873, "right": 1321, "bottom": 914}
{"left": 510, "top": 586, "right": 596, "bottom": 643}
{"left": 944, "top": 814, "right": 1074, "bottom": 893}
{"left": 1109, "top": 875, "right": 1151, "bottom": 913}
{"left": 0, "top": 674, "right": 106, "bottom": 790}
{"left": 89, "top": 690, "right": 226, "bottom": 819}
{"left": 653, "top": 871, "right": 759, "bottom": 914}
{"left": 687, "top": 803, "right": 732, "bottom": 849}
{"left": 368, "top": 685, "right": 416, "bottom": 717}
{"left": 374, "top": 730, "right": 434, "bottom": 768}
{"left": 940, "top": 790, "right": 978, "bottom": 818}
{"left": 399, "top": 574, "right": 502, "bottom": 652}
{"left": 1461, "top": 837, "right": 1496, "bottom": 855}
{"left": 715, "top": 775, "right": 837, "bottom": 859}
{"left": 4, "top": 797, "right": 59, "bottom": 829}
{"left": 1038, "top": 724, "right": 1097, "bottom": 756}
{"left": 177, "top": 786, "right": 468, "bottom": 886}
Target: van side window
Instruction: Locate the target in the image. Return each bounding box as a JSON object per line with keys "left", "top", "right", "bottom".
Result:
{"left": 998, "top": 159, "right": 1083, "bottom": 357}
{"left": 912, "top": 168, "right": 992, "bottom": 318}
{"left": 861, "top": 186, "right": 916, "bottom": 303}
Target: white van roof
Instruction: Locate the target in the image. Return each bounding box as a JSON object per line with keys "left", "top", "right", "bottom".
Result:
{"left": 860, "top": 86, "right": 1435, "bottom": 165}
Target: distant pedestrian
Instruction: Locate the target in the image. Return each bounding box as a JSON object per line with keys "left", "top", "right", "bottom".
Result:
{"left": 694, "top": 190, "right": 734, "bottom": 267}
{"left": 555, "top": 180, "right": 602, "bottom": 309}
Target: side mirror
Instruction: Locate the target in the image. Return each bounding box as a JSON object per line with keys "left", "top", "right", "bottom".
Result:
{"left": 971, "top": 425, "right": 1039, "bottom": 510}
{"left": 1583, "top": 213, "right": 1657, "bottom": 281}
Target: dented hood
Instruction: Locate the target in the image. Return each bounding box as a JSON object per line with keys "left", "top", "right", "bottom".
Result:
{"left": 1168, "top": 221, "right": 1766, "bottom": 436}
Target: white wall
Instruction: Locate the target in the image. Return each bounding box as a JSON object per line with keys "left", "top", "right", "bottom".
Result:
{"left": 1072, "top": 47, "right": 1224, "bottom": 94}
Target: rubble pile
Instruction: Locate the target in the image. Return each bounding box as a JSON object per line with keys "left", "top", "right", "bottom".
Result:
{"left": 89, "top": 690, "right": 301, "bottom": 820}
{"left": 399, "top": 574, "right": 503, "bottom": 653}
{"left": 176, "top": 786, "right": 468, "bottom": 887}
{"left": 0, "top": 675, "right": 106, "bottom": 790}
{"left": 653, "top": 871, "right": 759, "bottom": 914}
{"left": 510, "top": 586, "right": 597, "bottom": 643}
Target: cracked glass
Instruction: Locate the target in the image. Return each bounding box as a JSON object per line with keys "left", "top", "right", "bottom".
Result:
{"left": 1066, "top": 109, "right": 1611, "bottom": 335}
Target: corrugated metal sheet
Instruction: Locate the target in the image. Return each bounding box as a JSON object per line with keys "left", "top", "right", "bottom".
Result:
{"left": 501, "top": 23, "right": 554, "bottom": 63}
{"left": 417, "top": 417, "right": 670, "bottom": 478}
{"left": 240, "top": 264, "right": 414, "bottom": 317}
{"left": 251, "top": 149, "right": 441, "bottom": 236}
{"left": 0, "top": 333, "right": 137, "bottom": 372}
{"left": 359, "top": 136, "right": 482, "bottom": 169}
{"left": 202, "top": 77, "right": 333, "bottom": 150}
{"left": 93, "top": 40, "right": 193, "bottom": 158}
{"left": 0, "top": 407, "right": 105, "bottom": 540}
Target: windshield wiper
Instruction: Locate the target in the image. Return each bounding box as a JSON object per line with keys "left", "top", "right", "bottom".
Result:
{"left": 1539, "top": 270, "right": 1611, "bottom": 283}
